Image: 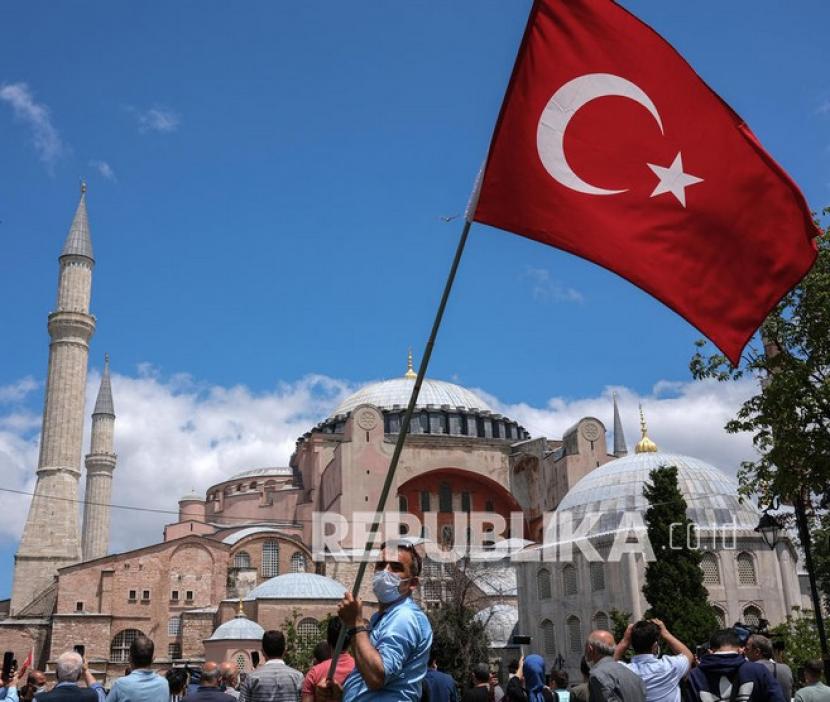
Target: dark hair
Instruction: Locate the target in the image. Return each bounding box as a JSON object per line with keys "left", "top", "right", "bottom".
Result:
{"left": 379, "top": 541, "right": 422, "bottom": 578}
{"left": 328, "top": 617, "right": 352, "bottom": 650}
{"left": 772, "top": 640, "right": 786, "bottom": 652}
{"left": 709, "top": 629, "right": 741, "bottom": 650}
{"left": 313, "top": 642, "right": 332, "bottom": 664}
{"left": 166, "top": 669, "right": 188, "bottom": 696}
{"left": 130, "top": 635, "right": 154, "bottom": 668}
{"left": 473, "top": 663, "right": 491, "bottom": 683}
{"left": 429, "top": 648, "right": 441, "bottom": 667}
{"left": 550, "top": 670, "right": 568, "bottom": 689}
{"left": 747, "top": 634, "right": 773, "bottom": 659}
{"left": 262, "top": 630, "right": 286, "bottom": 659}
{"left": 630, "top": 621, "right": 661, "bottom": 654}
{"left": 508, "top": 659, "right": 520, "bottom": 674}
{"left": 804, "top": 660, "right": 824, "bottom": 679}
{"left": 580, "top": 657, "right": 590, "bottom": 678}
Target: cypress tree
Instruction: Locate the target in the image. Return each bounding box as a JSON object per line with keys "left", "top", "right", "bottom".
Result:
{"left": 642, "top": 465, "right": 719, "bottom": 646}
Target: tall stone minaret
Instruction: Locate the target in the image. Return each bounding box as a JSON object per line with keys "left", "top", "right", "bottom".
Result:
{"left": 82, "top": 355, "right": 116, "bottom": 561}
{"left": 11, "top": 184, "right": 96, "bottom": 614}
{"left": 612, "top": 391, "right": 628, "bottom": 458}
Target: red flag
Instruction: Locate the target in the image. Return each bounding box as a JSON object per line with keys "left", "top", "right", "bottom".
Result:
{"left": 473, "top": 0, "right": 818, "bottom": 364}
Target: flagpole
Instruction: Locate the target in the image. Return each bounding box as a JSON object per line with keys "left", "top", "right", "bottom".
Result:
{"left": 326, "top": 175, "right": 481, "bottom": 682}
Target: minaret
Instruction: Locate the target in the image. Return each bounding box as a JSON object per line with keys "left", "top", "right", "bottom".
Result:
{"left": 612, "top": 391, "right": 628, "bottom": 457}
{"left": 11, "top": 184, "right": 96, "bottom": 613}
{"left": 82, "top": 354, "right": 116, "bottom": 561}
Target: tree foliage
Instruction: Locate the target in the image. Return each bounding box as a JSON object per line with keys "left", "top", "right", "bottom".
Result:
{"left": 282, "top": 608, "right": 331, "bottom": 672}
{"left": 642, "top": 466, "right": 719, "bottom": 647}
{"left": 813, "top": 511, "right": 830, "bottom": 614}
{"left": 689, "top": 211, "right": 830, "bottom": 504}
{"left": 769, "top": 608, "right": 822, "bottom": 674}
{"left": 427, "top": 600, "right": 490, "bottom": 688}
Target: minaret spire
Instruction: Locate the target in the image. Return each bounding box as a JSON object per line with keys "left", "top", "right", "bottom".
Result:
{"left": 82, "top": 355, "right": 117, "bottom": 561}
{"left": 612, "top": 392, "right": 628, "bottom": 457}
{"left": 634, "top": 404, "right": 658, "bottom": 454}
{"left": 12, "top": 186, "right": 97, "bottom": 613}
{"left": 404, "top": 348, "right": 417, "bottom": 380}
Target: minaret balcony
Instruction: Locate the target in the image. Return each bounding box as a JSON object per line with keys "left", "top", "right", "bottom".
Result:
{"left": 47, "top": 310, "right": 96, "bottom": 342}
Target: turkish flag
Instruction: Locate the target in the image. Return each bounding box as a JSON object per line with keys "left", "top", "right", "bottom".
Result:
{"left": 473, "top": 0, "right": 819, "bottom": 364}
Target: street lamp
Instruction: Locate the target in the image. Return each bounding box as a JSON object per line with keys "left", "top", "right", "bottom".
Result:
{"left": 754, "top": 510, "right": 784, "bottom": 550}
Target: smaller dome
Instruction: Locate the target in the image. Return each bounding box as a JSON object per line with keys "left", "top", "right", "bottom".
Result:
{"left": 229, "top": 467, "right": 292, "bottom": 480}
{"left": 634, "top": 406, "right": 658, "bottom": 454}
{"left": 474, "top": 604, "right": 519, "bottom": 648}
{"left": 207, "top": 612, "right": 265, "bottom": 641}
{"left": 246, "top": 573, "right": 346, "bottom": 601}
{"left": 179, "top": 493, "right": 203, "bottom": 502}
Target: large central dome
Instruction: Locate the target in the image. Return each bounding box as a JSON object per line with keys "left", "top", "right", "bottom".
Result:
{"left": 331, "top": 376, "right": 492, "bottom": 417}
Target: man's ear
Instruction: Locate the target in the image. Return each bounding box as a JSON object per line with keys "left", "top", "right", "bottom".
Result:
{"left": 408, "top": 576, "right": 419, "bottom": 590}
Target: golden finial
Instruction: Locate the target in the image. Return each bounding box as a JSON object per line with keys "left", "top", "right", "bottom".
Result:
{"left": 237, "top": 597, "right": 245, "bottom": 616}
{"left": 404, "top": 348, "right": 417, "bottom": 380}
{"left": 104, "top": 352, "right": 110, "bottom": 365}
{"left": 635, "top": 404, "right": 658, "bottom": 454}
{"left": 80, "top": 180, "right": 87, "bottom": 195}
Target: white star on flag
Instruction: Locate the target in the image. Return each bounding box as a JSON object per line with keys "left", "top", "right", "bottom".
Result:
{"left": 647, "top": 152, "right": 703, "bottom": 207}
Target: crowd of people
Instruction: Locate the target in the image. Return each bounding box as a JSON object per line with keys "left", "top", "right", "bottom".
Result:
{"left": 1, "top": 543, "right": 828, "bottom": 702}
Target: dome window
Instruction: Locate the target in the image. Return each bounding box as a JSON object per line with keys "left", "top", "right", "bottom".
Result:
{"left": 701, "top": 553, "right": 721, "bottom": 585}
{"left": 168, "top": 616, "right": 181, "bottom": 636}
{"left": 291, "top": 552, "right": 307, "bottom": 574}
{"left": 262, "top": 539, "right": 280, "bottom": 577}
{"left": 234, "top": 551, "right": 251, "bottom": 569}
{"left": 541, "top": 619, "right": 556, "bottom": 655}
{"left": 736, "top": 552, "right": 756, "bottom": 585}
{"left": 537, "top": 568, "right": 552, "bottom": 600}
{"left": 439, "top": 483, "right": 452, "bottom": 513}
{"left": 567, "top": 615, "right": 582, "bottom": 653}
{"left": 111, "top": 629, "right": 143, "bottom": 663}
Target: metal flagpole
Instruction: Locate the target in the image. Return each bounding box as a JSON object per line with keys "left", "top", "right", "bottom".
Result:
{"left": 325, "top": 172, "right": 482, "bottom": 682}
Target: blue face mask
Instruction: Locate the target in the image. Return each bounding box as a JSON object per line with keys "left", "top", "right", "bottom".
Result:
{"left": 372, "top": 569, "right": 410, "bottom": 604}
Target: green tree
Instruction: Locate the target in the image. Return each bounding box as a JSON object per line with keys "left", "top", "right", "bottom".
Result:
{"left": 642, "top": 466, "right": 719, "bottom": 646}
{"left": 609, "top": 608, "right": 632, "bottom": 644}
{"left": 282, "top": 608, "right": 331, "bottom": 672}
{"left": 689, "top": 211, "right": 830, "bottom": 504}
{"left": 769, "top": 608, "right": 822, "bottom": 674}
{"left": 427, "top": 600, "right": 490, "bottom": 688}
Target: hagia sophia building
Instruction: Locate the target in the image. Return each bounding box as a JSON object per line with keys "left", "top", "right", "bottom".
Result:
{"left": 0, "top": 188, "right": 810, "bottom": 681}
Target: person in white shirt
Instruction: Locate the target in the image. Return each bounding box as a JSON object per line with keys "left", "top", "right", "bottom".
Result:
{"left": 614, "top": 619, "right": 694, "bottom": 702}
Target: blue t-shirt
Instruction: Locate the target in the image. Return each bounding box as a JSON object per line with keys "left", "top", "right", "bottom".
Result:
{"left": 342, "top": 597, "right": 433, "bottom": 702}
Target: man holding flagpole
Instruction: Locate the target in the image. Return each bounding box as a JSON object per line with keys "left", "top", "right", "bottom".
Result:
{"left": 320, "top": 542, "right": 432, "bottom": 702}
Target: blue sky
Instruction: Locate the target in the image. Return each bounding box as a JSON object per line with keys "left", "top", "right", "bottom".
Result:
{"left": 0, "top": 2, "right": 828, "bottom": 595}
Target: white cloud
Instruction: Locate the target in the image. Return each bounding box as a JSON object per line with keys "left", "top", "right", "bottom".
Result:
{"left": 0, "top": 82, "right": 65, "bottom": 172}
{"left": 0, "top": 377, "right": 39, "bottom": 404}
{"left": 0, "top": 370, "right": 759, "bottom": 558}
{"left": 89, "top": 159, "right": 116, "bottom": 181}
{"left": 816, "top": 99, "right": 830, "bottom": 116}
{"left": 522, "top": 266, "right": 584, "bottom": 303}
{"left": 127, "top": 105, "right": 180, "bottom": 134}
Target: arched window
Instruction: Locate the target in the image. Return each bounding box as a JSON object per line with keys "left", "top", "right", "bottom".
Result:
{"left": 537, "top": 568, "right": 552, "bottom": 600}
{"left": 235, "top": 652, "right": 247, "bottom": 673}
{"left": 168, "top": 616, "right": 181, "bottom": 636}
{"left": 111, "top": 629, "right": 144, "bottom": 663}
{"left": 541, "top": 619, "right": 556, "bottom": 655}
{"left": 736, "top": 552, "right": 757, "bottom": 585}
{"left": 743, "top": 605, "right": 762, "bottom": 628}
{"left": 594, "top": 611, "right": 610, "bottom": 632}
{"left": 439, "top": 483, "right": 452, "bottom": 513}
{"left": 441, "top": 525, "right": 454, "bottom": 546}
{"left": 262, "top": 539, "right": 280, "bottom": 577}
{"left": 298, "top": 618, "right": 319, "bottom": 644}
{"left": 234, "top": 551, "right": 251, "bottom": 569}
{"left": 562, "top": 564, "right": 578, "bottom": 596}
{"left": 398, "top": 495, "right": 408, "bottom": 513}
{"left": 701, "top": 553, "right": 721, "bottom": 585}
{"left": 590, "top": 562, "right": 605, "bottom": 591}
{"left": 712, "top": 605, "right": 726, "bottom": 628}
{"left": 291, "top": 551, "right": 307, "bottom": 574}
{"left": 567, "top": 616, "right": 582, "bottom": 653}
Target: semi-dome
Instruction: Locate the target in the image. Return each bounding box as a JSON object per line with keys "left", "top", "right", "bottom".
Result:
{"left": 207, "top": 612, "right": 265, "bottom": 641}
{"left": 229, "top": 467, "right": 293, "bottom": 480}
{"left": 474, "top": 604, "right": 519, "bottom": 648}
{"left": 556, "top": 451, "right": 761, "bottom": 537}
{"left": 332, "top": 377, "right": 492, "bottom": 417}
{"left": 245, "top": 572, "right": 346, "bottom": 601}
